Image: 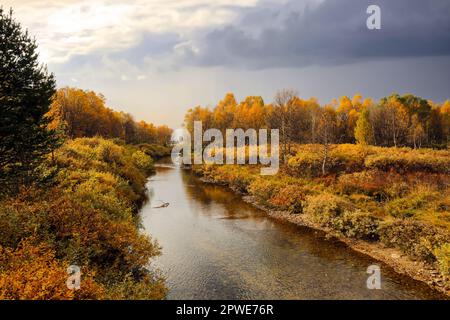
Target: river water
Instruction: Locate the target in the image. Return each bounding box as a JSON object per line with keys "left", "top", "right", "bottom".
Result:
{"left": 141, "top": 160, "right": 445, "bottom": 300}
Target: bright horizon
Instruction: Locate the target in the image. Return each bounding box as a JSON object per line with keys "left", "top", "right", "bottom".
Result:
{"left": 3, "top": 0, "right": 450, "bottom": 128}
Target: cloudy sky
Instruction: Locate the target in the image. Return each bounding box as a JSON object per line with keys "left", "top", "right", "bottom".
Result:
{"left": 4, "top": 0, "right": 450, "bottom": 127}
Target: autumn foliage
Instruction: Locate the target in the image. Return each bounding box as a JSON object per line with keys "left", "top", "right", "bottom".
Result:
{"left": 0, "top": 138, "right": 166, "bottom": 299}
{"left": 185, "top": 92, "right": 450, "bottom": 152}
{"left": 48, "top": 87, "right": 173, "bottom": 146}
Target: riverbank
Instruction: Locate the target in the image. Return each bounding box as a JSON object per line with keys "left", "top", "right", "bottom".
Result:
{"left": 246, "top": 194, "right": 449, "bottom": 296}
{"left": 198, "top": 175, "right": 449, "bottom": 297}
{"left": 192, "top": 145, "right": 450, "bottom": 297}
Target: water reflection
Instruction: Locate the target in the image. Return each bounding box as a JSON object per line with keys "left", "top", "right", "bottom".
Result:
{"left": 141, "top": 162, "right": 445, "bottom": 300}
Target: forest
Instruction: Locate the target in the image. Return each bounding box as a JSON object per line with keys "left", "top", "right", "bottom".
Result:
{"left": 185, "top": 91, "right": 449, "bottom": 155}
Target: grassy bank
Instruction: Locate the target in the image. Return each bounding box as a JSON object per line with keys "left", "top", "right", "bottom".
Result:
{"left": 192, "top": 144, "right": 450, "bottom": 294}
{"left": 0, "top": 137, "right": 166, "bottom": 299}
{"left": 137, "top": 143, "right": 173, "bottom": 160}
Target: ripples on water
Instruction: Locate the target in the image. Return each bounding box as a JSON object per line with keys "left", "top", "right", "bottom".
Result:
{"left": 141, "top": 160, "right": 446, "bottom": 300}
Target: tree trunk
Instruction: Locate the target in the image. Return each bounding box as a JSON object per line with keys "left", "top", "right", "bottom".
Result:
{"left": 322, "top": 143, "right": 328, "bottom": 176}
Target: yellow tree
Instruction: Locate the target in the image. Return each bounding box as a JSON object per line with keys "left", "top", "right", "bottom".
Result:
{"left": 354, "top": 108, "right": 374, "bottom": 146}
{"left": 441, "top": 101, "right": 450, "bottom": 146}
{"left": 213, "top": 93, "right": 237, "bottom": 133}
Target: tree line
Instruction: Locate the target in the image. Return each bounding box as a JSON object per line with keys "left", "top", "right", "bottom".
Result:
{"left": 48, "top": 87, "right": 173, "bottom": 146}
{"left": 184, "top": 90, "right": 450, "bottom": 157}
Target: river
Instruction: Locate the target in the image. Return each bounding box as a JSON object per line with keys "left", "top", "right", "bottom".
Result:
{"left": 141, "top": 159, "right": 445, "bottom": 300}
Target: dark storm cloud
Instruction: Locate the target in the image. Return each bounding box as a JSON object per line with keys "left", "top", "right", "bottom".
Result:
{"left": 185, "top": 0, "right": 450, "bottom": 69}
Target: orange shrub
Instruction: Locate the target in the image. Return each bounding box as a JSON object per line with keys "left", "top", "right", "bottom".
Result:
{"left": 365, "top": 149, "right": 450, "bottom": 174}
{"left": 269, "top": 185, "right": 307, "bottom": 213}
{"left": 0, "top": 239, "right": 104, "bottom": 300}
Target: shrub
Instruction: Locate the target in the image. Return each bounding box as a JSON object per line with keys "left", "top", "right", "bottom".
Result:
{"left": 379, "top": 220, "right": 449, "bottom": 262}
{"left": 288, "top": 144, "right": 367, "bottom": 177}
{"left": 0, "top": 239, "right": 105, "bottom": 300}
{"left": 138, "top": 143, "right": 171, "bottom": 159}
{"left": 211, "top": 165, "right": 256, "bottom": 193}
{"left": 304, "top": 194, "right": 379, "bottom": 240}
{"left": 269, "top": 185, "right": 307, "bottom": 213}
{"left": 303, "top": 193, "right": 355, "bottom": 227}
{"left": 365, "top": 149, "right": 450, "bottom": 174}
{"left": 386, "top": 189, "right": 441, "bottom": 218}
{"left": 106, "top": 273, "right": 167, "bottom": 300}
{"left": 132, "top": 151, "right": 154, "bottom": 174}
{"left": 434, "top": 243, "right": 450, "bottom": 276}
{"left": 333, "top": 210, "right": 380, "bottom": 240}
{"left": 287, "top": 149, "right": 323, "bottom": 177}
{"left": 338, "top": 170, "right": 389, "bottom": 197}
{"left": 248, "top": 178, "right": 285, "bottom": 204}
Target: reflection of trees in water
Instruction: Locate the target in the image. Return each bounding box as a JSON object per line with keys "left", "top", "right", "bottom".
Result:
{"left": 180, "top": 170, "right": 260, "bottom": 218}
{"left": 143, "top": 167, "right": 445, "bottom": 299}
{"left": 146, "top": 186, "right": 155, "bottom": 205}
{"left": 179, "top": 169, "right": 356, "bottom": 262}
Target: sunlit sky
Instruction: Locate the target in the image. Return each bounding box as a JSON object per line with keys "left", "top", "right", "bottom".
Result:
{"left": 4, "top": 0, "right": 450, "bottom": 128}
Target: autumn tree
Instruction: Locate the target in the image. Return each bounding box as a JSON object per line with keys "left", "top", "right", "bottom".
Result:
{"left": 441, "top": 101, "right": 450, "bottom": 147}
{"left": 213, "top": 93, "right": 237, "bottom": 134}
{"left": 354, "top": 108, "right": 374, "bottom": 146}
{"left": 316, "top": 106, "right": 338, "bottom": 175}
{"left": 270, "top": 89, "right": 298, "bottom": 163}
{"left": 0, "top": 9, "right": 60, "bottom": 194}
{"left": 408, "top": 114, "right": 425, "bottom": 149}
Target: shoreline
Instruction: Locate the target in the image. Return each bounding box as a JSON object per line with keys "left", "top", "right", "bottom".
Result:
{"left": 200, "top": 177, "right": 450, "bottom": 298}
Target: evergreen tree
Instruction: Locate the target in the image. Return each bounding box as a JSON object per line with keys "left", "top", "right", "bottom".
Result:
{"left": 0, "top": 8, "right": 59, "bottom": 194}
{"left": 354, "top": 108, "right": 374, "bottom": 146}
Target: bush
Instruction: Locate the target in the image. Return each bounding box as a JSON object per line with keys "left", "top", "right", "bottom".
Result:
{"left": 337, "top": 169, "right": 411, "bottom": 200}
{"left": 434, "top": 243, "right": 450, "bottom": 276}
{"left": 288, "top": 144, "right": 367, "bottom": 177}
{"left": 287, "top": 149, "right": 323, "bottom": 177}
{"left": 138, "top": 143, "right": 171, "bottom": 159}
{"left": 386, "top": 189, "right": 441, "bottom": 218}
{"left": 0, "top": 239, "right": 105, "bottom": 300}
{"left": 248, "top": 177, "right": 286, "bottom": 204}
{"left": 303, "top": 193, "right": 354, "bottom": 226}
{"left": 365, "top": 149, "right": 450, "bottom": 174}
{"left": 379, "top": 220, "right": 449, "bottom": 262}
{"left": 269, "top": 185, "right": 307, "bottom": 214}
{"left": 303, "top": 194, "right": 379, "bottom": 240}
{"left": 132, "top": 151, "right": 154, "bottom": 174}
{"left": 207, "top": 165, "right": 257, "bottom": 193}
{"left": 333, "top": 210, "right": 380, "bottom": 240}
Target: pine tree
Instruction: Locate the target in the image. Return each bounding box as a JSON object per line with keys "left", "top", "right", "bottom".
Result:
{"left": 0, "top": 8, "right": 59, "bottom": 195}
{"left": 354, "top": 108, "right": 374, "bottom": 146}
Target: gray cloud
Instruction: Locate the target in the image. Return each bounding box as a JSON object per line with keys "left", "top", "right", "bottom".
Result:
{"left": 183, "top": 0, "right": 450, "bottom": 69}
